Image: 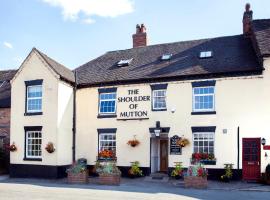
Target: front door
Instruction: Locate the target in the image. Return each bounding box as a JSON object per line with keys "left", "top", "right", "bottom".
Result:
{"left": 242, "top": 138, "right": 261, "bottom": 181}
{"left": 160, "top": 140, "right": 168, "bottom": 172}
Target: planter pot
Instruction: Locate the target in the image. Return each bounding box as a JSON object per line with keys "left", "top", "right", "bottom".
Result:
{"left": 67, "top": 171, "right": 89, "bottom": 184}
{"left": 184, "top": 176, "right": 208, "bottom": 189}
{"left": 98, "top": 174, "right": 121, "bottom": 185}
{"left": 220, "top": 176, "right": 230, "bottom": 182}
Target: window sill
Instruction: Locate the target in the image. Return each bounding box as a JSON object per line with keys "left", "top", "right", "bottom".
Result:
{"left": 23, "top": 157, "right": 42, "bottom": 161}
{"left": 191, "top": 111, "right": 216, "bottom": 115}
{"left": 152, "top": 108, "right": 167, "bottom": 112}
{"left": 97, "top": 114, "right": 117, "bottom": 118}
{"left": 24, "top": 112, "right": 43, "bottom": 116}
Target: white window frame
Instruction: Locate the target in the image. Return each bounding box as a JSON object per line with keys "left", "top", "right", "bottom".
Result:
{"left": 26, "top": 85, "right": 42, "bottom": 113}
{"left": 26, "top": 130, "right": 42, "bottom": 159}
{"left": 193, "top": 132, "right": 215, "bottom": 154}
{"left": 192, "top": 86, "right": 215, "bottom": 112}
{"left": 98, "top": 133, "right": 116, "bottom": 153}
{"left": 152, "top": 89, "right": 167, "bottom": 110}
{"left": 99, "top": 92, "right": 117, "bottom": 115}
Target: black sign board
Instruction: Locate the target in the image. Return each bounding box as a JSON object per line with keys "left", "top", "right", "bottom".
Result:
{"left": 170, "top": 135, "right": 182, "bottom": 155}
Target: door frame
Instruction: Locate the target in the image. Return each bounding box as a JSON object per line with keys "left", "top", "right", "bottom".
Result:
{"left": 159, "top": 139, "right": 168, "bottom": 172}
{"left": 242, "top": 137, "right": 261, "bottom": 181}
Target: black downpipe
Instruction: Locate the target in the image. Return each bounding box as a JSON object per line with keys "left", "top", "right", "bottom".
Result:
{"left": 72, "top": 70, "right": 77, "bottom": 163}
{"left": 237, "top": 126, "right": 240, "bottom": 170}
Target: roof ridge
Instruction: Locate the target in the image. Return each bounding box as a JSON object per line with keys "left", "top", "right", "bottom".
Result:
{"left": 33, "top": 48, "right": 75, "bottom": 83}
{"left": 106, "top": 34, "right": 243, "bottom": 54}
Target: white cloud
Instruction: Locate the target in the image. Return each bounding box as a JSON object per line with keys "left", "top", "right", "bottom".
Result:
{"left": 3, "top": 42, "right": 13, "bottom": 49}
{"left": 82, "top": 18, "right": 96, "bottom": 24}
{"left": 42, "top": 0, "right": 134, "bottom": 23}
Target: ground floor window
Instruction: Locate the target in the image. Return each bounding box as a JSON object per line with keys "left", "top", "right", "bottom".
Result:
{"left": 99, "top": 133, "right": 116, "bottom": 152}
{"left": 193, "top": 132, "right": 214, "bottom": 154}
{"left": 26, "top": 131, "right": 42, "bottom": 158}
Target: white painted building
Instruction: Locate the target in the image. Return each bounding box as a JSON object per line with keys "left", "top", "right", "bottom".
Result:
{"left": 9, "top": 5, "right": 270, "bottom": 180}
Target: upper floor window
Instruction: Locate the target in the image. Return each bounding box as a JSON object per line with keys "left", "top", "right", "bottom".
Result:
{"left": 25, "top": 79, "right": 43, "bottom": 115}
{"left": 152, "top": 90, "right": 167, "bottom": 110}
{"left": 193, "top": 86, "right": 215, "bottom": 112}
{"left": 99, "top": 92, "right": 117, "bottom": 114}
{"left": 151, "top": 84, "right": 168, "bottom": 111}
{"left": 27, "top": 85, "right": 42, "bottom": 113}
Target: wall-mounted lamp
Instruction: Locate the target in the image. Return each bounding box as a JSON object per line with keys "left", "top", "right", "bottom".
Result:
{"left": 154, "top": 129, "right": 161, "bottom": 137}
{"left": 261, "top": 138, "right": 266, "bottom": 146}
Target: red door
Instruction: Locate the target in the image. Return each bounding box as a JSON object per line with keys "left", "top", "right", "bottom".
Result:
{"left": 242, "top": 138, "right": 261, "bottom": 181}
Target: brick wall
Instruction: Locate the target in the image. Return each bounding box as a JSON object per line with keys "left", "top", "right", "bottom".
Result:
{"left": 0, "top": 108, "right": 11, "bottom": 144}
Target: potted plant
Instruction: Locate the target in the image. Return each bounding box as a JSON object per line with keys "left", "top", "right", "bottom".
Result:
{"left": 220, "top": 163, "right": 233, "bottom": 182}
{"left": 261, "top": 164, "right": 270, "bottom": 185}
{"left": 127, "top": 135, "right": 140, "bottom": 147}
{"left": 7, "top": 142, "right": 17, "bottom": 152}
{"left": 171, "top": 162, "right": 183, "bottom": 179}
{"left": 67, "top": 161, "right": 89, "bottom": 184}
{"left": 96, "top": 161, "right": 121, "bottom": 185}
{"left": 98, "top": 149, "right": 116, "bottom": 160}
{"left": 45, "top": 142, "right": 55, "bottom": 153}
{"left": 176, "top": 138, "right": 190, "bottom": 147}
{"left": 128, "top": 161, "right": 143, "bottom": 178}
{"left": 184, "top": 163, "right": 208, "bottom": 188}
{"left": 191, "top": 153, "right": 216, "bottom": 165}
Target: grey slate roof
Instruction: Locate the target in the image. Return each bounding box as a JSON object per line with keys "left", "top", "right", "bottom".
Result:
{"left": 76, "top": 34, "right": 261, "bottom": 86}
{"left": 34, "top": 48, "right": 75, "bottom": 83}
{"left": 252, "top": 19, "right": 270, "bottom": 56}
{"left": 0, "top": 70, "right": 17, "bottom": 108}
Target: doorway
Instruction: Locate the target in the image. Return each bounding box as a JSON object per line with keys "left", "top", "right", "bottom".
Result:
{"left": 150, "top": 138, "right": 168, "bottom": 173}
{"left": 242, "top": 138, "right": 261, "bottom": 181}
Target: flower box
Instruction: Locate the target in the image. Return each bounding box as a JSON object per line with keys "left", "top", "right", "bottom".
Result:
{"left": 67, "top": 171, "right": 89, "bottom": 184}
{"left": 184, "top": 176, "right": 208, "bottom": 189}
{"left": 98, "top": 174, "right": 121, "bottom": 185}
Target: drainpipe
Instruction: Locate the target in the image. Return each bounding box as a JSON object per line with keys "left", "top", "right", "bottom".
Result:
{"left": 72, "top": 70, "right": 77, "bottom": 163}
{"left": 237, "top": 126, "right": 240, "bottom": 170}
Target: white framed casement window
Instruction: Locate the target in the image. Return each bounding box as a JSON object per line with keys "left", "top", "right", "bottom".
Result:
{"left": 99, "top": 92, "right": 116, "bottom": 114}
{"left": 152, "top": 89, "right": 167, "bottom": 110}
{"left": 193, "top": 86, "right": 215, "bottom": 112}
{"left": 99, "top": 133, "right": 116, "bottom": 152}
{"left": 27, "top": 85, "right": 42, "bottom": 113}
{"left": 26, "top": 130, "right": 42, "bottom": 159}
{"left": 193, "top": 132, "right": 214, "bottom": 154}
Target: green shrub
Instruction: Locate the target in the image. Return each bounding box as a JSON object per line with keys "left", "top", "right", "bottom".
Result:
{"left": 128, "top": 161, "right": 143, "bottom": 177}
{"left": 66, "top": 163, "right": 87, "bottom": 174}
{"left": 96, "top": 161, "right": 121, "bottom": 176}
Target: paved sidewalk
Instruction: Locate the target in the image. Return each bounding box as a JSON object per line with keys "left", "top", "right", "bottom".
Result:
{"left": 1, "top": 175, "right": 269, "bottom": 192}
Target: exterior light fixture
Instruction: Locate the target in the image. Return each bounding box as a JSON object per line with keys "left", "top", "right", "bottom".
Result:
{"left": 154, "top": 129, "right": 161, "bottom": 137}
{"left": 261, "top": 138, "right": 266, "bottom": 146}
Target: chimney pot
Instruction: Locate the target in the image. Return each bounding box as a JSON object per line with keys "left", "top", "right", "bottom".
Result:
{"left": 243, "top": 3, "right": 253, "bottom": 37}
{"left": 132, "top": 23, "right": 148, "bottom": 48}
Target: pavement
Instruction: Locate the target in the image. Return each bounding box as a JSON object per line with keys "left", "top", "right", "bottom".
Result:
{"left": 0, "top": 175, "right": 269, "bottom": 200}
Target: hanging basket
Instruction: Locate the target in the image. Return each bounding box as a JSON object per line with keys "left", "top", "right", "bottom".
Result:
{"left": 8, "top": 142, "right": 17, "bottom": 152}
{"left": 127, "top": 135, "right": 140, "bottom": 147}
{"left": 45, "top": 142, "right": 55, "bottom": 153}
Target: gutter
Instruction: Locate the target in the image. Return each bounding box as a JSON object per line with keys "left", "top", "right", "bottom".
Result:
{"left": 72, "top": 70, "right": 77, "bottom": 163}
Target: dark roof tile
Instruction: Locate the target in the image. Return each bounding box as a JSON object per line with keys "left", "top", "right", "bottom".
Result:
{"left": 252, "top": 19, "right": 270, "bottom": 56}
{"left": 76, "top": 35, "right": 261, "bottom": 86}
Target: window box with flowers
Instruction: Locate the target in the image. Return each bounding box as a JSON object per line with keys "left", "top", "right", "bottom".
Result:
{"left": 191, "top": 153, "right": 216, "bottom": 165}
{"left": 97, "top": 149, "right": 117, "bottom": 161}
{"left": 184, "top": 163, "right": 208, "bottom": 188}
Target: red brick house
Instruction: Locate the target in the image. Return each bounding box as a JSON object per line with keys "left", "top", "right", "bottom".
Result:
{"left": 0, "top": 70, "right": 17, "bottom": 172}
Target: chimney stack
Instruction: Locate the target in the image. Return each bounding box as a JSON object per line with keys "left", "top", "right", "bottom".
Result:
{"left": 243, "top": 3, "right": 253, "bottom": 37}
{"left": 132, "top": 24, "right": 148, "bottom": 48}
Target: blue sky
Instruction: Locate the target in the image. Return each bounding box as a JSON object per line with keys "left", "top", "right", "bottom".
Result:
{"left": 1, "top": 0, "right": 269, "bottom": 70}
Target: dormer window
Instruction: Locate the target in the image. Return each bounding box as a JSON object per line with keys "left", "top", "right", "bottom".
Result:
{"left": 117, "top": 58, "right": 133, "bottom": 67}
{"left": 199, "top": 51, "right": 212, "bottom": 58}
{"left": 161, "top": 54, "right": 172, "bottom": 61}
